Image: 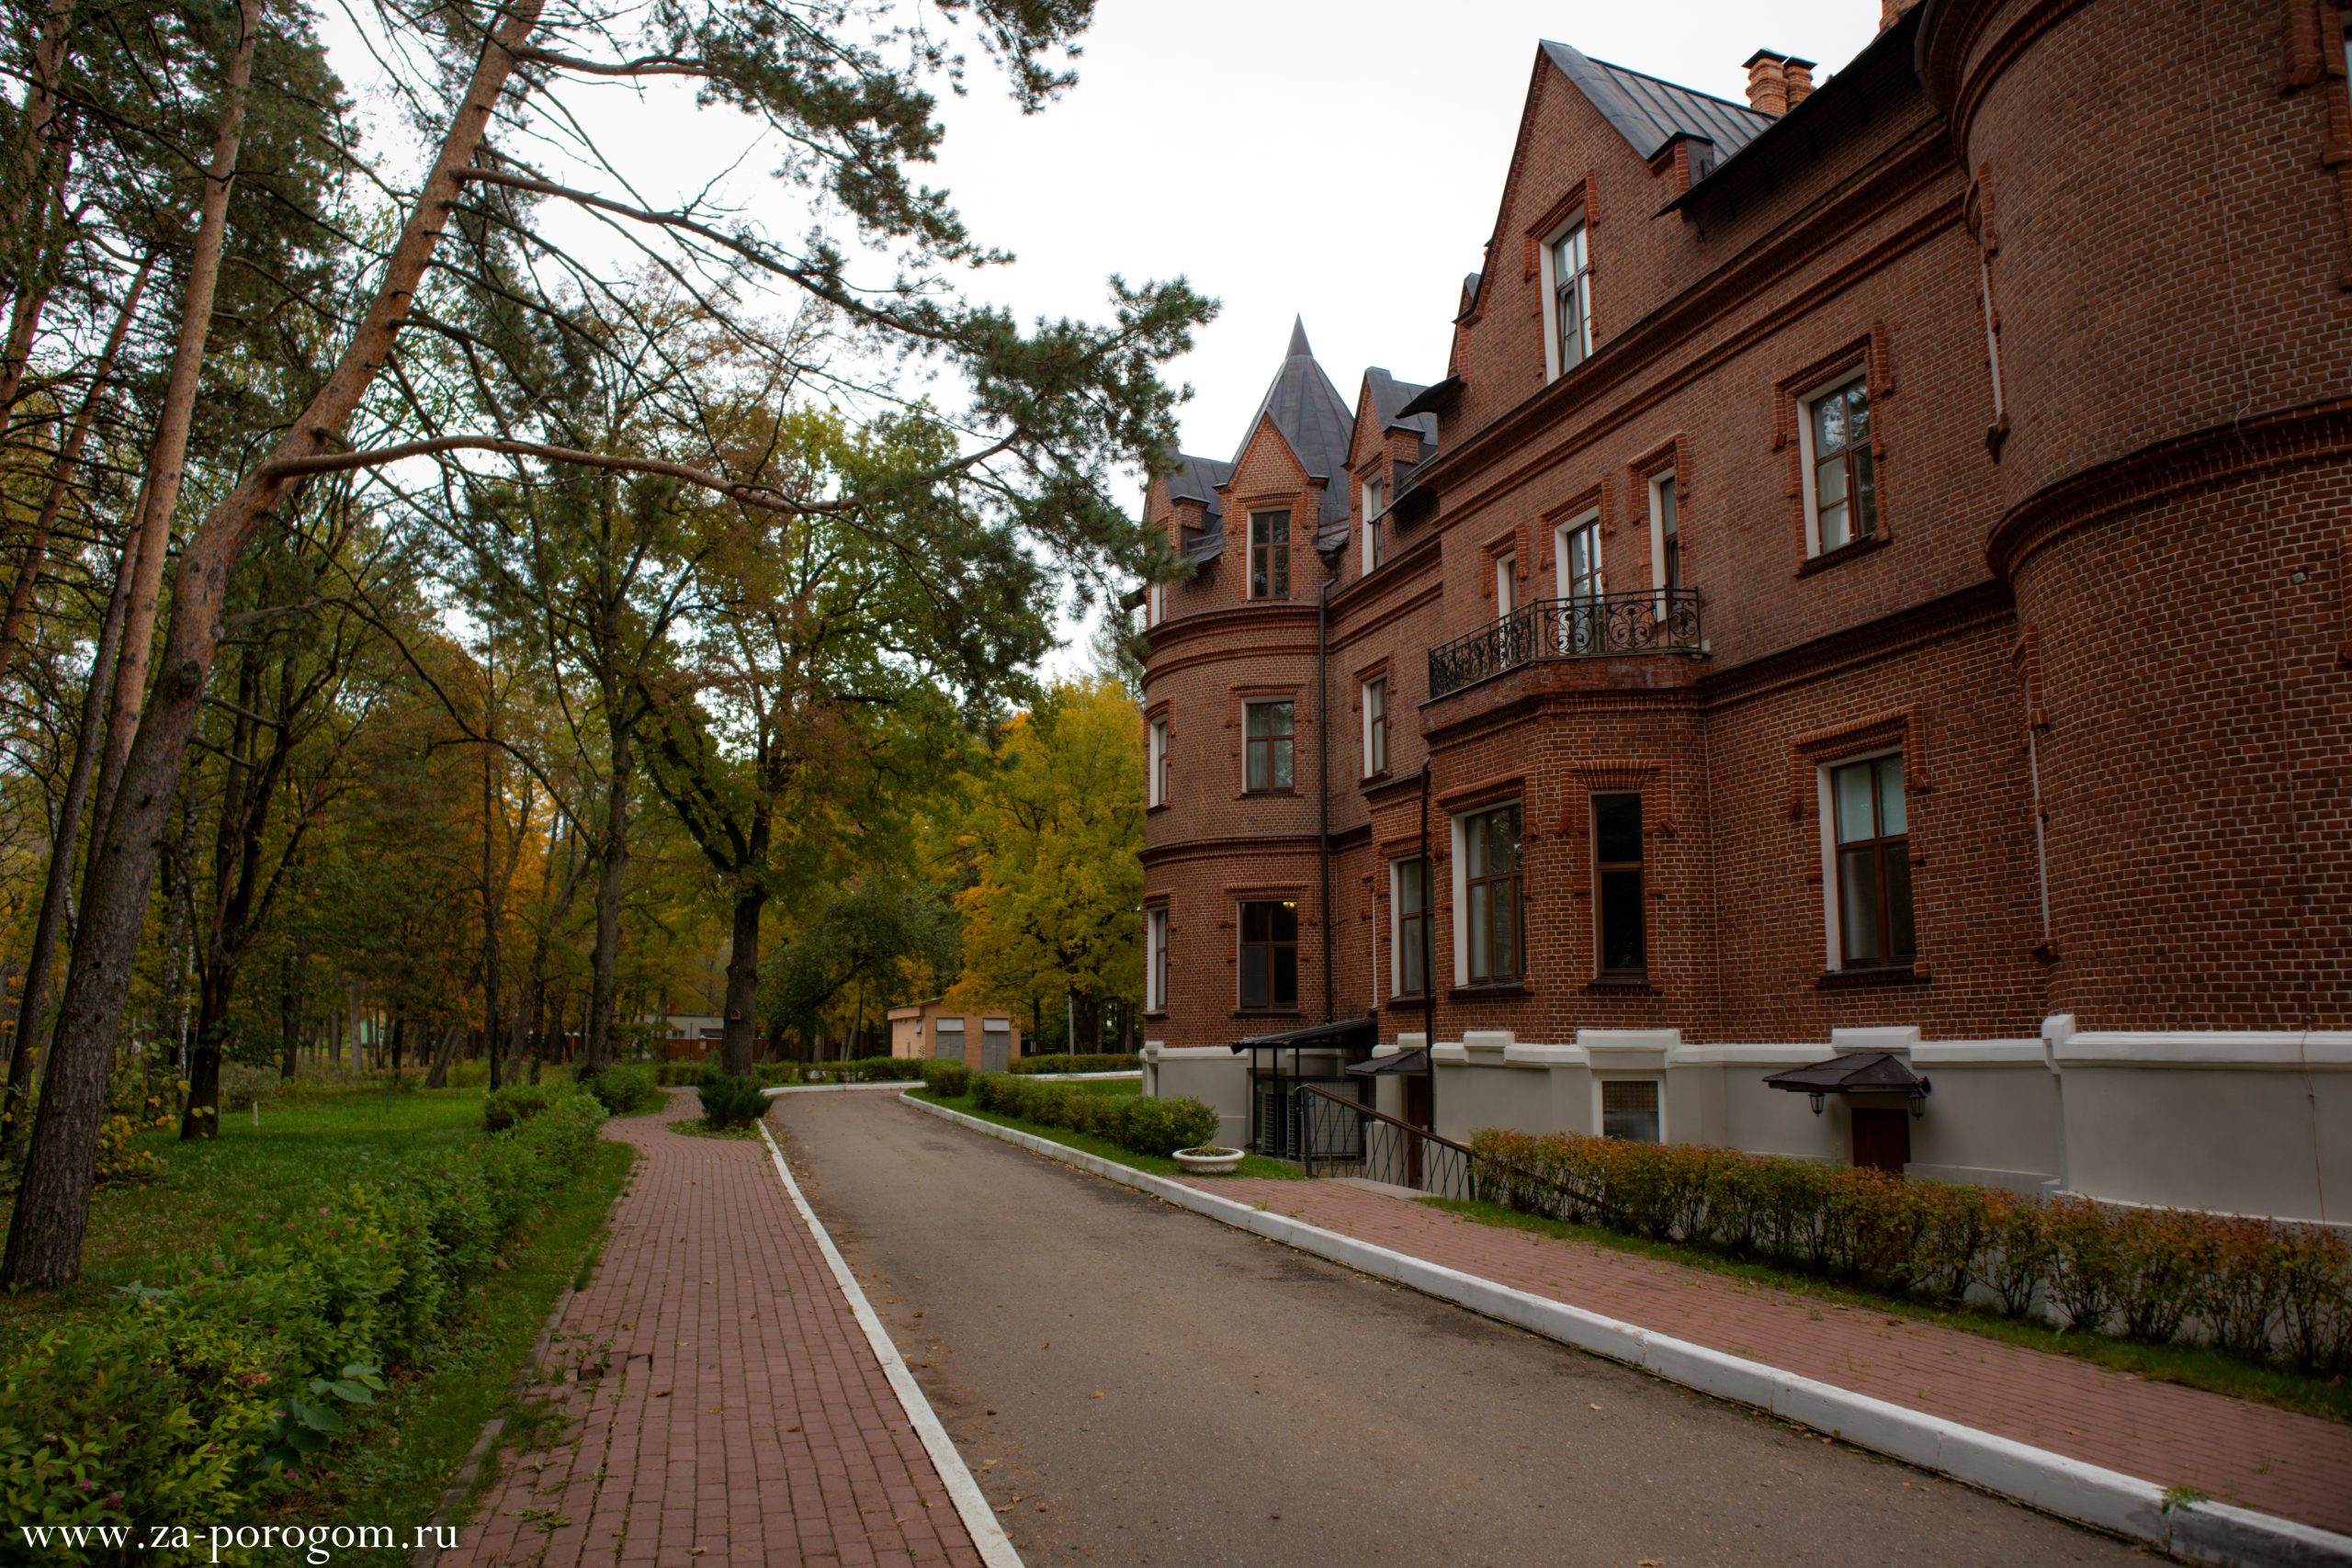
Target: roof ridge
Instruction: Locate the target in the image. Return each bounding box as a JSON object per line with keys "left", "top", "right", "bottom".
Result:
{"left": 1585, "top": 52, "right": 1773, "bottom": 118}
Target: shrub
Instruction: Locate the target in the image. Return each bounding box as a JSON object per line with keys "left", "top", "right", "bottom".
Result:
{"left": 657, "top": 1062, "right": 705, "bottom": 1086}
{"left": 697, "top": 1070, "right": 768, "bottom": 1130}
{"left": 0, "top": 1087, "right": 607, "bottom": 1539}
{"left": 967, "top": 1073, "right": 1217, "bottom": 1160}
{"left": 482, "top": 1081, "right": 561, "bottom": 1132}
{"left": 1460, "top": 1122, "right": 2352, "bottom": 1371}
{"left": 919, "top": 1058, "right": 971, "bottom": 1098}
{"left": 1008, "top": 1054, "right": 1141, "bottom": 1075}
{"left": 578, "top": 1063, "right": 662, "bottom": 1117}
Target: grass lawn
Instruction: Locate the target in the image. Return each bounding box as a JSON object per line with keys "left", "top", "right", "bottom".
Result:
{"left": 0, "top": 1087, "right": 489, "bottom": 1359}
{"left": 907, "top": 1086, "right": 1307, "bottom": 1180}
{"left": 1423, "top": 1196, "right": 2352, "bottom": 1426}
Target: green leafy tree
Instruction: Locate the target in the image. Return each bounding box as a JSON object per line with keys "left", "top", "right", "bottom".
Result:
{"left": 948, "top": 677, "right": 1143, "bottom": 1049}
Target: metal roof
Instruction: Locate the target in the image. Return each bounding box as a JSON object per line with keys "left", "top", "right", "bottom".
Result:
{"left": 1364, "top": 367, "right": 1438, "bottom": 445}
{"left": 1540, "top": 40, "right": 1775, "bottom": 161}
{"left": 1762, "top": 1051, "right": 1932, "bottom": 1097}
{"left": 1229, "top": 1014, "right": 1380, "bottom": 1053}
{"left": 1165, "top": 452, "right": 1232, "bottom": 520}
{"left": 1231, "top": 317, "right": 1356, "bottom": 528}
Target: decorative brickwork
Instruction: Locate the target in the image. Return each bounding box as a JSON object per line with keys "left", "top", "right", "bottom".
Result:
{"left": 1141, "top": 0, "right": 2350, "bottom": 1053}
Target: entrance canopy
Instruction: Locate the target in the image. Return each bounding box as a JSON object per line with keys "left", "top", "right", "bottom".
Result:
{"left": 1344, "top": 1045, "right": 1431, "bottom": 1077}
{"left": 1762, "top": 1051, "right": 1931, "bottom": 1100}
{"left": 1228, "top": 1015, "right": 1379, "bottom": 1054}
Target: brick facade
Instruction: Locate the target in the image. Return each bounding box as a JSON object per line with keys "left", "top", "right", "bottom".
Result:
{"left": 1141, "top": 0, "right": 2352, "bottom": 1055}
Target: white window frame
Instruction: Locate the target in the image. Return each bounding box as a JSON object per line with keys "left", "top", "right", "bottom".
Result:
{"left": 1537, "top": 217, "right": 1592, "bottom": 383}
{"left": 1591, "top": 1074, "right": 1666, "bottom": 1144}
{"left": 1448, "top": 804, "right": 1523, "bottom": 989}
{"left": 1553, "top": 509, "right": 1601, "bottom": 602}
{"left": 1494, "top": 550, "right": 1517, "bottom": 615}
{"left": 1145, "top": 905, "right": 1168, "bottom": 1012}
{"left": 1361, "top": 474, "right": 1386, "bottom": 575}
{"left": 1146, "top": 581, "right": 1165, "bottom": 627}
{"left": 1248, "top": 508, "right": 1290, "bottom": 600}
{"left": 1148, "top": 715, "right": 1169, "bottom": 807}
{"left": 1361, "top": 675, "right": 1387, "bottom": 778}
{"left": 1796, "top": 372, "right": 1871, "bottom": 558}
{"left": 1977, "top": 253, "right": 2005, "bottom": 423}
{"left": 1815, "top": 745, "right": 1904, "bottom": 973}
{"left": 1647, "top": 470, "right": 1679, "bottom": 609}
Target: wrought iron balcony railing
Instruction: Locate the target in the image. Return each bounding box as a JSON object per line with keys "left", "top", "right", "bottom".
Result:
{"left": 1427, "top": 588, "right": 1702, "bottom": 700}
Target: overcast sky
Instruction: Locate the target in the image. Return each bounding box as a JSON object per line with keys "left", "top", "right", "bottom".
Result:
{"left": 329, "top": 2, "right": 1883, "bottom": 673}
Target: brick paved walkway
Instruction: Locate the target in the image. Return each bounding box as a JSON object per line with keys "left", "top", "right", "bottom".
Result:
{"left": 446, "top": 1091, "right": 983, "bottom": 1568}
{"left": 1199, "top": 1177, "right": 2352, "bottom": 1534}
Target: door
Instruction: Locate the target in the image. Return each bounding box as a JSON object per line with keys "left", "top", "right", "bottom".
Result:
{"left": 1850, "top": 1107, "right": 1911, "bottom": 1174}
{"left": 1403, "top": 1073, "right": 1433, "bottom": 1190}
{"left": 981, "top": 1021, "right": 1011, "bottom": 1074}
{"left": 933, "top": 1021, "right": 964, "bottom": 1063}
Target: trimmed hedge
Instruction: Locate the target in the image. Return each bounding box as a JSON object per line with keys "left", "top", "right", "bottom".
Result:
{"left": 918, "top": 1058, "right": 970, "bottom": 1098}
{"left": 968, "top": 1074, "right": 1217, "bottom": 1158}
{"left": 1468, "top": 1127, "right": 2352, "bottom": 1372}
{"left": 1008, "top": 1053, "right": 1140, "bottom": 1075}
{"left": 0, "top": 1087, "right": 609, "bottom": 1543}
{"left": 656, "top": 1062, "right": 704, "bottom": 1086}
{"left": 752, "top": 1056, "right": 925, "bottom": 1087}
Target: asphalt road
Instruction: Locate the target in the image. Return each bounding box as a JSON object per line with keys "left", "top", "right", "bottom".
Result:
{"left": 777, "top": 1092, "right": 2145, "bottom": 1568}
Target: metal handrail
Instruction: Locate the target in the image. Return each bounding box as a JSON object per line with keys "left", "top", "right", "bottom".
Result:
{"left": 1294, "top": 1082, "right": 1484, "bottom": 1200}
{"left": 1427, "top": 588, "right": 1702, "bottom": 700}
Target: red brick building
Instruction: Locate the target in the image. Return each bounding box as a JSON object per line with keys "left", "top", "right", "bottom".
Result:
{"left": 1136, "top": 0, "right": 2352, "bottom": 1211}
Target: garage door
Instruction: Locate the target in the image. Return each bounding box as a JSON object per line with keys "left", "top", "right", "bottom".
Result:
{"left": 981, "top": 1020, "right": 1012, "bottom": 1074}
{"left": 933, "top": 1021, "right": 965, "bottom": 1062}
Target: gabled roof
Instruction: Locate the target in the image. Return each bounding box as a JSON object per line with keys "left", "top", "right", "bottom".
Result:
{"left": 1363, "top": 367, "right": 1437, "bottom": 446}
{"left": 1539, "top": 40, "right": 1774, "bottom": 162}
{"left": 1229, "top": 317, "right": 1355, "bottom": 528}
{"left": 1164, "top": 453, "right": 1232, "bottom": 521}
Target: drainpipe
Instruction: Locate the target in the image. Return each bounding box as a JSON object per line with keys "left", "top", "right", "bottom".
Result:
{"left": 1317, "top": 565, "right": 1335, "bottom": 1024}
{"left": 1420, "top": 756, "right": 1436, "bottom": 1128}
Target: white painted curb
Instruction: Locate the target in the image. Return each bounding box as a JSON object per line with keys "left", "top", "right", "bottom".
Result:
{"left": 756, "top": 1116, "right": 1023, "bottom": 1568}
{"left": 899, "top": 1092, "right": 2351, "bottom": 1568}
{"left": 761, "top": 1079, "right": 916, "bottom": 1097}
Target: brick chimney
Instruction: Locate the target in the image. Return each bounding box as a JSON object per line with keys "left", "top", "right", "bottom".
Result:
{"left": 1784, "top": 56, "right": 1817, "bottom": 107}
{"left": 1743, "top": 51, "right": 1792, "bottom": 116}
{"left": 1881, "top": 0, "right": 1920, "bottom": 27}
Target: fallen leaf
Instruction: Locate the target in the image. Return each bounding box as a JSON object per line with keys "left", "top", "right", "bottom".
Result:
{"left": 1589, "top": 1404, "right": 1603, "bottom": 1412}
{"left": 1090, "top": 1391, "right": 1102, "bottom": 1399}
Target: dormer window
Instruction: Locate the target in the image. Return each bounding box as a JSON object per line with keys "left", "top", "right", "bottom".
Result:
{"left": 1362, "top": 475, "right": 1386, "bottom": 574}
{"left": 1249, "top": 509, "right": 1291, "bottom": 599}
{"left": 1545, "top": 220, "right": 1592, "bottom": 379}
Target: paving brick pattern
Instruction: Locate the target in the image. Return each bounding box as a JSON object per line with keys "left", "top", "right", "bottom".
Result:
{"left": 445, "top": 1091, "right": 982, "bottom": 1568}
{"left": 1203, "top": 1177, "right": 2352, "bottom": 1534}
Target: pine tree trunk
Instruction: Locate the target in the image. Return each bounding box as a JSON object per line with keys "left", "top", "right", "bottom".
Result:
{"left": 585, "top": 726, "right": 629, "bottom": 1074}
{"left": 0, "top": 524, "right": 138, "bottom": 1162}
{"left": 0, "top": 1, "right": 545, "bottom": 1289}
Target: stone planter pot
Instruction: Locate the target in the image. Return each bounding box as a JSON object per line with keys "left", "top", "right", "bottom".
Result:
{"left": 1173, "top": 1146, "right": 1244, "bottom": 1175}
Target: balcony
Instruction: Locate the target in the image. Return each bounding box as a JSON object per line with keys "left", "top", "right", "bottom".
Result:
{"left": 1427, "top": 589, "right": 1703, "bottom": 700}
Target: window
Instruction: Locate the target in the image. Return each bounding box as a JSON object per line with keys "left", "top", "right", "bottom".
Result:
{"left": 1249, "top": 509, "right": 1290, "bottom": 599}
{"left": 1362, "top": 475, "right": 1386, "bottom": 573}
{"left": 1803, "top": 377, "right": 1878, "bottom": 553}
{"left": 1600, "top": 1079, "right": 1661, "bottom": 1143}
{"left": 1238, "top": 899, "right": 1298, "bottom": 1010}
{"left": 1494, "top": 550, "right": 1518, "bottom": 615}
{"left": 1362, "top": 676, "right": 1387, "bottom": 777}
{"left": 1148, "top": 715, "right": 1169, "bottom": 807}
{"left": 1391, "top": 857, "right": 1429, "bottom": 998}
{"left": 1593, "top": 793, "right": 1645, "bottom": 976}
{"left": 1649, "top": 472, "right": 1680, "bottom": 598}
{"left": 1244, "top": 700, "right": 1294, "bottom": 793}
{"left": 1146, "top": 906, "right": 1168, "bottom": 1012}
{"left": 1460, "top": 803, "right": 1523, "bottom": 985}
{"left": 1555, "top": 514, "right": 1602, "bottom": 654}
{"left": 1147, "top": 581, "right": 1165, "bottom": 627}
{"left": 1549, "top": 220, "right": 1591, "bottom": 377}
{"left": 1830, "top": 753, "right": 1915, "bottom": 967}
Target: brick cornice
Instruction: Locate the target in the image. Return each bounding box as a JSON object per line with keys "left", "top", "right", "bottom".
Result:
{"left": 1915, "top": 0, "right": 2096, "bottom": 149}
{"left": 1142, "top": 833, "right": 1322, "bottom": 869}
{"left": 1985, "top": 400, "right": 2352, "bottom": 581}
{"left": 1699, "top": 579, "right": 2013, "bottom": 716}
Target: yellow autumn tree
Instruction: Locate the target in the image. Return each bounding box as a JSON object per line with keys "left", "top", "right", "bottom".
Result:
{"left": 947, "top": 678, "right": 1144, "bottom": 1049}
